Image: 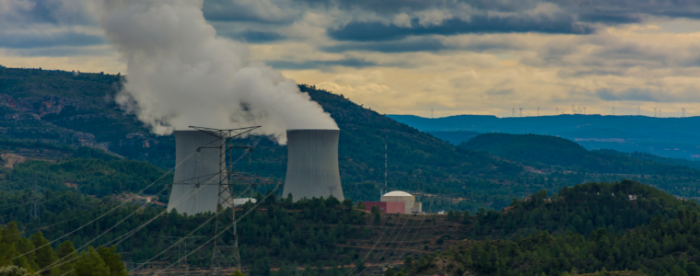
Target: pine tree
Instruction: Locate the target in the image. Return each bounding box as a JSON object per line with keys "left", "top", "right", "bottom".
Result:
{"left": 73, "top": 247, "right": 110, "bottom": 276}
{"left": 14, "top": 238, "right": 38, "bottom": 272}
{"left": 55, "top": 241, "right": 77, "bottom": 276}
{"left": 687, "top": 262, "right": 700, "bottom": 276}
{"left": 96, "top": 246, "right": 126, "bottom": 276}
{"left": 31, "top": 232, "right": 59, "bottom": 276}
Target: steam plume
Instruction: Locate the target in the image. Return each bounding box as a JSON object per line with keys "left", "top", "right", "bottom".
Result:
{"left": 98, "top": 0, "right": 337, "bottom": 143}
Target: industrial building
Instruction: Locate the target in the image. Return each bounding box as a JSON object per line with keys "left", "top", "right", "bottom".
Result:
{"left": 167, "top": 130, "right": 231, "bottom": 215}
{"left": 282, "top": 129, "right": 344, "bottom": 201}
{"left": 233, "top": 198, "right": 256, "bottom": 206}
{"left": 365, "top": 191, "right": 422, "bottom": 214}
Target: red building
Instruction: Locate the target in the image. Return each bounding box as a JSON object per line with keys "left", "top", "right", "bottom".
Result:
{"left": 364, "top": 201, "right": 405, "bottom": 214}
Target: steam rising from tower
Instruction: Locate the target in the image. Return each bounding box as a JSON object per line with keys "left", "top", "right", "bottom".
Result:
{"left": 283, "top": 129, "right": 344, "bottom": 201}
{"left": 97, "top": 0, "right": 337, "bottom": 143}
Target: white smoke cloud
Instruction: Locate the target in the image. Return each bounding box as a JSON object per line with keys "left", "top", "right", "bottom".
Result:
{"left": 97, "top": 0, "right": 337, "bottom": 144}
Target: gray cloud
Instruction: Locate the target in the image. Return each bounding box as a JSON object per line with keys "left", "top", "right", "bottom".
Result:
{"left": 266, "top": 58, "right": 377, "bottom": 69}
{"left": 0, "top": 31, "right": 104, "bottom": 49}
{"left": 485, "top": 88, "right": 514, "bottom": 96}
{"left": 328, "top": 16, "right": 595, "bottom": 42}
{"left": 322, "top": 36, "right": 525, "bottom": 53}
{"left": 322, "top": 38, "right": 447, "bottom": 53}
{"left": 203, "top": 0, "right": 301, "bottom": 24}
{"left": 596, "top": 88, "right": 700, "bottom": 103}
{"left": 0, "top": 0, "right": 96, "bottom": 27}
{"left": 6, "top": 46, "right": 112, "bottom": 57}
{"left": 238, "top": 31, "right": 287, "bottom": 43}
{"left": 557, "top": 69, "right": 627, "bottom": 78}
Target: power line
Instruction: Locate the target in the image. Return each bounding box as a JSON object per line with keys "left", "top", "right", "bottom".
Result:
{"left": 36, "top": 179, "right": 224, "bottom": 275}
{"left": 13, "top": 146, "right": 205, "bottom": 262}
{"left": 150, "top": 185, "right": 281, "bottom": 276}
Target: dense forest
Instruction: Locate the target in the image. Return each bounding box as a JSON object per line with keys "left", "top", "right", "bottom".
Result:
{"left": 1, "top": 180, "right": 698, "bottom": 276}
{"left": 398, "top": 181, "right": 700, "bottom": 276}
{"left": 0, "top": 221, "right": 126, "bottom": 276}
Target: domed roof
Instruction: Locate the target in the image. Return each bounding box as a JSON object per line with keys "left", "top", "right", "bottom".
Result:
{"left": 382, "top": 191, "right": 413, "bottom": 197}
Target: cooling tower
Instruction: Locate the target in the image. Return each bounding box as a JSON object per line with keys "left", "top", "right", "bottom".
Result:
{"left": 167, "top": 130, "right": 231, "bottom": 215}
{"left": 282, "top": 129, "right": 344, "bottom": 201}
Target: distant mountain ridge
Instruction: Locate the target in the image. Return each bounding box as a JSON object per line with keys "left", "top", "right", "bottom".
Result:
{"left": 389, "top": 114, "right": 700, "bottom": 160}
{"left": 461, "top": 133, "right": 700, "bottom": 176}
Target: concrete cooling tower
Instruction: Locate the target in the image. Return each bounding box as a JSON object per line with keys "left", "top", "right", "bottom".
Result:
{"left": 167, "top": 130, "right": 231, "bottom": 215}
{"left": 282, "top": 129, "right": 344, "bottom": 201}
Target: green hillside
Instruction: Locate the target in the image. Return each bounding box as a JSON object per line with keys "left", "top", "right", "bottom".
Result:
{"left": 0, "top": 67, "right": 540, "bottom": 210}
{"left": 5, "top": 67, "right": 700, "bottom": 212}
{"left": 460, "top": 133, "right": 700, "bottom": 174}
{"left": 2, "top": 179, "right": 694, "bottom": 276}
{"left": 402, "top": 183, "right": 700, "bottom": 276}
{"left": 388, "top": 114, "right": 700, "bottom": 160}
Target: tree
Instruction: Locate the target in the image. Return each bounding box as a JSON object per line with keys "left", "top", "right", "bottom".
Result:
{"left": 0, "top": 266, "right": 30, "bottom": 276}
{"left": 232, "top": 271, "right": 249, "bottom": 276}
{"left": 250, "top": 257, "right": 271, "bottom": 276}
{"left": 96, "top": 246, "right": 126, "bottom": 276}
{"left": 55, "top": 241, "right": 77, "bottom": 276}
{"left": 74, "top": 247, "right": 110, "bottom": 276}
{"left": 31, "top": 232, "right": 59, "bottom": 276}
{"left": 14, "top": 238, "right": 38, "bottom": 272}
{"left": 687, "top": 262, "right": 700, "bottom": 276}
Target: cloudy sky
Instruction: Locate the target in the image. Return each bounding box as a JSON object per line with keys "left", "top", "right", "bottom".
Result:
{"left": 3, "top": 0, "right": 700, "bottom": 118}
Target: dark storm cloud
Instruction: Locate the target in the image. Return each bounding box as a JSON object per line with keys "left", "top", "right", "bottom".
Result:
{"left": 0, "top": 31, "right": 104, "bottom": 49}
{"left": 328, "top": 16, "right": 595, "bottom": 42}
{"left": 266, "top": 58, "right": 377, "bottom": 69}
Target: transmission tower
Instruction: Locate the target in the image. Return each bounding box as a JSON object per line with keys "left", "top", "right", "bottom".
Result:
{"left": 190, "top": 126, "right": 260, "bottom": 275}
{"left": 30, "top": 174, "right": 39, "bottom": 221}
{"left": 163, "top": 235, "right": 203, "bottom": 276}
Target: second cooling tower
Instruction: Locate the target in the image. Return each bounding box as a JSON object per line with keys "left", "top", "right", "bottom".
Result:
{"left": 282, "top": 129, "right": 344, "bottom": 201}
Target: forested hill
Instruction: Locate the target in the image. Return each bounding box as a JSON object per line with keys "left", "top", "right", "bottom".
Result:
{"left": 388, "top": 114, "right": 700, "bottom": 160}
{"left": 0, "top": 67, "right": 539, "bottom": 210}
{"left": 400, "top": 181, "right": 700, "bottom": 276}
{"left": 460, "top": 133, "right": 700, "bottom": 175}
{"left": 5, "top": 67, "right": 700, "bottom": 211}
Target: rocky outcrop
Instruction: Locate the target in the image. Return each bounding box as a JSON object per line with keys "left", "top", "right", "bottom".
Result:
{"left": 0, "top": 94, "right": 78, "bottom": 118}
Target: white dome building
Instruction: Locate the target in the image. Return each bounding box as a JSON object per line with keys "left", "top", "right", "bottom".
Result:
{"left": 381, "top": 191, "right": 422, "bottom": 214}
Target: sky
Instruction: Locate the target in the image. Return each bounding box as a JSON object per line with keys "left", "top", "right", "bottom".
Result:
{"left": 3, "top": 0, "right": 700, "bottom": 118}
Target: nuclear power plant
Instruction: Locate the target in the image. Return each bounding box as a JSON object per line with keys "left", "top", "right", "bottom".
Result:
{"left": 168, "top": 128, "right": 345, "bottom": 215}
{"left": 167, "top": 130, "right": 232, "bottom": 215}
{"left": 282, "top": 129, "right": 344, "bottom": 201}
